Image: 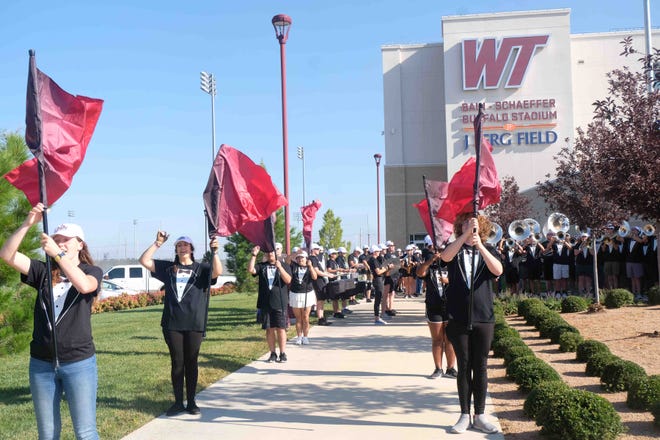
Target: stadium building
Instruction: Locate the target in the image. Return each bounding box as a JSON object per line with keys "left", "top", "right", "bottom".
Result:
{"left": 381, "top": 8, "right": 658, "bottom": 246}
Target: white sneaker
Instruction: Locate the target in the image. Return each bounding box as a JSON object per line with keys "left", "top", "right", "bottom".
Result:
{"left": 374, "top": 317, "right": 388, "bottom": 325}
{"left": 301, "top": 336, "right": 309, "bottom": 345}
{"left": 294, "top": 336, "right": 302, "bottom": 345}
{"left": 450, "top": 413, "right": 471, "bottom": 434}
{"left": 472, "top": 414, "right": 499, "bottom": 434}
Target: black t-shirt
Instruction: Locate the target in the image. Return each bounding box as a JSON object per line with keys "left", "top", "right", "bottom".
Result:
{"left": 289, "top": 262, "right": 314, "bottom": 293}
{"left": 22, "top": 259, "right": 102, "bottom": 363}
{"left": 152, "top": 260, "right": 215, "bottom": 331}
{"left": 423, "top": 258, "right": 446, "bottom": 307}
{"left": 368, "top": 256, "right": 385, "bottom": 278}
{"left": 253, "top": 262, "right": 290, "bottom": 311}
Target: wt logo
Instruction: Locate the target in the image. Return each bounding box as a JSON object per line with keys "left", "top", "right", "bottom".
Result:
{"left": 462, "top": 35, "right": 549, "bottom": 90}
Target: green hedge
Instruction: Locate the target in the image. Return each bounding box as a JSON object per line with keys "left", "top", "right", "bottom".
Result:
{"left": 523, "top": 380, "right": 570, "bottom": 419}
{"left": 600, "top": 359, "right": 646, "bottom": 392}
{"left": 537, "top": 313, "right": 565, "bottom": 338}
{"left": 503, "top": 344, "right": 535, "bottom": 366}
{"left": 492, "top": 336, "right": 527, "bottom": 358}
{"left": 603, "top": 288, "right": 634, "bottom": 308}
{"left": 652, "top": 400, "right": 660, "bottom": 427}
{"left": 536, "top": 388, "right": 624, "bottom": 440}
{"left": 549, "top": 324, "right": 579, "bottom": 344}
{"left": 576, "top": 339, "right": 611, "bottom": 363}
{"left": 517, "top": 297, "right": 546, "bottom": 317}
{"left": 561, "top": 295, "right": 589, "bottom": 313}
{"left": 559, "top": 332, "right": 584, "bottom": 352}
{"left": 586, "top": 352, "right": 618, "bottom": 377}
{"left": 507, "top": 356, "right": 562, "bottom": 392}
{"left": 626, "top": 374, "right": 660, "bottom": 410}
{"left": 647, "top": 285, "right": 660, "bottom": 306}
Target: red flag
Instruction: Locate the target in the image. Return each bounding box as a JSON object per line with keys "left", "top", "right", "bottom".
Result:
{"left": 437, "top": 137, "right": 501, "bottom": 223}
{"left": 203, "top": 144, "right": 288, "bottom": 238}
{"left": 237, "top": 213, "right": 277, "bottom": 252}
{"left": 301, "top": 200, "right": 322, "bottom": 249}
{"left": 422, "top": 178, "right": 454, "bottom": 246}
{"left": 4, "top": 53, "right": 103, "bottom": 205}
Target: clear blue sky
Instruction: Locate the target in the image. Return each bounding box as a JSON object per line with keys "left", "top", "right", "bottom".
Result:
{"left": 1, "top": 0, "right": 657, "bottom": 261}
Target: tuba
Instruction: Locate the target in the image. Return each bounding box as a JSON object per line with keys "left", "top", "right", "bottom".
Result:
{"left": 508, "top": 219, "right": 531, "bottom": 242}
{"left": 642, "top": 224, "right": 656, "bottom": 237}
{"left": 524, "top": 218, "right": 542, "bottom": 241}
{"left": 618, "top": 220, "right": 631, "bottom": 238}
{"left": 547, "top": 212, "right": 570, "bottom": 241}
{"left": 486, "top": 223, "right": 503, "bottom": 246}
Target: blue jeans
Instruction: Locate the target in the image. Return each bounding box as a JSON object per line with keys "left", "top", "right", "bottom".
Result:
{"left": 29, "top": 355, "right": 99, "bottom": 440}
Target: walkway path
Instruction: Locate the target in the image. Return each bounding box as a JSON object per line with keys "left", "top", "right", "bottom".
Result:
{"left": 123, "top": 297, "right": 503, "bottom": 439}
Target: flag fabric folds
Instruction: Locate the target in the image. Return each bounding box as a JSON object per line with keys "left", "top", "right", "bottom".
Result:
{"left": 301, "top": 199, "right": 322, "bottom": 249}
{"left": 4, "top": 52, "right": 103, "bottom": 206}
{"left": 203, "top": 144, "right": 288, "bottom": 248}
{"left": 436, "top": 136, "right": 501, "bottom": 224}
{"left": 415, "top": 178, "right": 453, "bottom": 247}
{"left": 237, "top": 214, "right": 277, "bottom": 253}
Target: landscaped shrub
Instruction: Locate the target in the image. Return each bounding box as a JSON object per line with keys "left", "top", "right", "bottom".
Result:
{"left": 559, "top": 332, "right": 584, "bottom": 352}
{"left": 600, "top": 359, "right": 646, "bottom": 392}
{"left": 561, "top": 295, "right": 589, "bottom": 313}
{"left": 549, "top": 324, "right": 579, "bottom": 344}
{"left": 526, "top": 306, "right": 553, "bottom": 328}
{"left": 543, "top": 297, "right": 562, "bottom": 311}
{"left": 626, "top": 374, "right": 660, "bottom": 410}
{"left": 652, "top": 400, "right": 660, "bottom": 427}
{"left": 508, "top": 356, "right": 562, "bottom": 392}
{"left": 537, "top": 313, "right": 564, "bottom": 337}
{"left": 576, "top": 339, "right": 611, "bottom": 363}
{"left": 493, "top": 322, "right": 519, "bottom": 341}
{"left": 492, "top": 336, "right": 527, "bottom": 358}
{"left": 503, "top": 344, "right": 535, "bottom": 366}
{"left": 517, "top": 297, "right": 545, "bottom": 317}
{"left": 536, "top": 388, "right": 624, "bottom": 440}
{"left": 495, "top": 295, "right": 521, "bottom": 316}
{"left": 505, "top": 355, "right": 539, "bottom": 379}
{"left": 647, "top": 285, "right": 660, "bottom": 306}
{"left": 523, "top": 380, "right": 570, "bottom": 419}
{"left": 585, "top": 352, "right": 617, "bottom": 377}
{"left": 603, "top": 288, "right": 634, "bottom": 308}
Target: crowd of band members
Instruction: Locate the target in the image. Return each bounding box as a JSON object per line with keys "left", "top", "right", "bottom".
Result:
{"left": 495, "top": 225, "right": 658, "bottom": 302}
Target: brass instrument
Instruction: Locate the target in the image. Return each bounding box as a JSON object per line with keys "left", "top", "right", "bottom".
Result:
{"left": 642, "top": 224, "right": 656, "bottom": 237}
{"left": 505, "top": 238, "right": 516, "bottom": 248}
{"left": 618, "top": 220, "right": 631, "bottom": 238}
{"left": 524, "top": 218, "right": 541, "bottom": 241}
{"left": 508, "top": 219, "right": 531, "bottom": 242}
{"left": 486, "top": 223, "right": 503, "bottom": 246}
{"left": 547, "top": 212, "right": 570, "bottom": 242}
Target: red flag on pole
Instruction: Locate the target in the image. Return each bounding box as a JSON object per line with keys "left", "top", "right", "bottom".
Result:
{"left": 203, "top": 144, "right": 288, "bottom": 242}
{"left": 237, "top": 213, "right": 278, "bottom": 252}
{"left": 414, "top": 178, "right": 453, "bottom": 247}
{"left": 4, "top": 53, "right": 103, "bottom": 206}
{"left": 301, "top": 199, "right": 322, "bottom": 249}
{"left": 436, "top": 136, "right": 501, "bottom": 224}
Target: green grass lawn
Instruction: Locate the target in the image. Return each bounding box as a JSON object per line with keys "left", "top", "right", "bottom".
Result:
{"left": 0, "top": 291, "right": 289, "bottom": 440}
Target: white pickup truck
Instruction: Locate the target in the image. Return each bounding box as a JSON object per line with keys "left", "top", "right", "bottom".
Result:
{"left": 104, "top": 264, "right": 236, "bottom": 292}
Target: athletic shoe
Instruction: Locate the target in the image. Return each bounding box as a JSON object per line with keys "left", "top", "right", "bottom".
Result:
{"left": 317, "top": 317, "right": 333, "bottom": 326}
{"left": 294, "top": 336, "right": 302, "bottom": 345}
{"left": 374, "top": 317, "right": 388, "bottom": 325}
{"left": 444, "top": 367, "right": 458, "bottom": 378}
{"left": 277, "top": 353, "right": 287, "bottom": 363}
{"left": 428, "top": 367, "right": 443, "bottom": 379}
{"left": 165, "top": 402, "right": 186, "bottom": 416}
{"left": 472, "top": 414, "right": 499, "bottom": 433}
{"left": 365, "top": 298, "right": 372, "bottom": 303}
{"left": 385, "top": 309, "right": 397, "bottom": 316}
{"left": 186, "top": 401, "right": 201, "bottom": 415}
{"left": 342, "top": 308, "right": 353, "bottom": 314}
{"left": 333, "top": 312, "right": 345, "bottom": 319}
{"left": 301, "top": 336, "right": 309, "bottom": 345}
{"left": 450, "top": 414, "right": 471, "bottom": 433}
{"left": 267, "top": 352, "right": 278, "bottom": 363}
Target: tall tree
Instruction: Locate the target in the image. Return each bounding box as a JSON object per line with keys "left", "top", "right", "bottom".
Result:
{"left": 484, "top": 175, "right": 532, "bottom": 233}
{"left": 318, "top": 209, "right": 346, "bottom": 249}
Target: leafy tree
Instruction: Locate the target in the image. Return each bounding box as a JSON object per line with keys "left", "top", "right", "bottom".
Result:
{"left": 318, "top": 209, "right": 346, "bottom": 249}
{"left": 485, "top": 175, "right": 532, "bottom": 232}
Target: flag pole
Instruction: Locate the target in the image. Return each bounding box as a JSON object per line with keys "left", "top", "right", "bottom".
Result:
{"left": 203, "top": 212, "right": 213, "bottom": 338}
{"left": 28, "top": 50, "right": 60, "bottom": 368}
{"left": 468, "top": 103, "right": 485, "bottom": 331}
{"left": 422, "top": 175, "right": 438, "bottom": 248}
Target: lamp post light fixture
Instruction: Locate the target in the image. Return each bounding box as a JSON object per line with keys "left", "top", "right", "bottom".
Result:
{"left": 374, "top": 153, "right": 382, "bottom": 244}
{"left": 297, "top": 145, "right": 306, "bottom": 207}
{"left": 200, "top": 71, "right": 217, "bottom": 161}
{"left": 272, "top": 13, "right": 293, "bottom": 255}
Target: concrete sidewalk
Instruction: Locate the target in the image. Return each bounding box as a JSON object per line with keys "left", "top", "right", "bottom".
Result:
{"left": 123, "top": 297, "right": 504, "bottom": 440}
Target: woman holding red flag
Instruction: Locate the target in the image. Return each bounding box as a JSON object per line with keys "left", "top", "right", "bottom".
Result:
{"left": 0, "top": 203, "right": 103, "bottom": 440}
{"left": 441, "top": 213, "right": 503, "bottom": 434}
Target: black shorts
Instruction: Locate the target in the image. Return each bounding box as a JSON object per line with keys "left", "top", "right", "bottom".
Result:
{"left": 384, "top": 276, "right": 395, "bottom": 288}
{"left": 426, "top": 301, "right": 448, "bottom": 323}
{"left": 261, "top": 308, "right": 287, "bottom": 329}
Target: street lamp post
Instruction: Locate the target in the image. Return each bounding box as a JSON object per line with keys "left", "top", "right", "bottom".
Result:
{"left": 272, "top": 13, "right": 292, "bottom": 255}
{"left": 297, "top": 146, "right": 305, "bottom": 206}
{"left": 200, "top": 71, "right": 217, "bottom": 251}
{"left": 374, "top": 153, "right": 382, "bottom": 244}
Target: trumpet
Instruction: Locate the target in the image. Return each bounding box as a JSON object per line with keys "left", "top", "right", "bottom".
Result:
{"left": 486, "top": 223, "right": 503, "bottom": 246}
{"left": 505, "top": 238, "right": 516, "bottom": 248}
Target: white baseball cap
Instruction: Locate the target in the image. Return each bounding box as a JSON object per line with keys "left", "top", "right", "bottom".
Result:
{"left": 423, "top": 235, "right": 433, "bottom": 246}
{"left": 386, "top": 240, "right": 394, "bottom": 246}
{"left": 275, "top": 242, "right": 283, "bottom": 250}
{"left": 175, "top": 236, "right": 194, "bottom": 246}
{"left": 328, "top": 248, "right": 338, "bottom": 255}
{"left": 296, "top": 250, "right": 308, "bottom": 258}
{"left": 371, "top": 245, "right": 381, "bottom": 253}
{"left": 53, "top": 223, "right": 85, "bottom": 241}
{"left": 311, "top": 243, "right": 322, "bottom": 250}
{"left": 338, "top": 246, "right": 347, "bottom": 253}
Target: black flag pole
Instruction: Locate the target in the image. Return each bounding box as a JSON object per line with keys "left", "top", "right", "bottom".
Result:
{"left": 203, "top": 209, "right": 214, "bottom": 338}
{"left": 422, "top": 175, "right": 439, "bottom": 249}
{"left": 28, "top": 50, "right": 60, "bottom": 368}
{"left": 468, "top": 103, "right": 485, "bottom": 331}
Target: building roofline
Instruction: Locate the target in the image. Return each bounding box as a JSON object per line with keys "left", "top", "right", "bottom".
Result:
{"left": 441, "top": 8, "right": 570, "bottom": 23}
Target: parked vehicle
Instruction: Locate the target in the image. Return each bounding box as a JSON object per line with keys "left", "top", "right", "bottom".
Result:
{"left": 212, "top": 275, "right": 237, "bottom": 288}
{"left": 104, "top": 264, "right": 163, "bottom": 292}
{"left": 99, "top": 280, "right": 140, "bottom": 300}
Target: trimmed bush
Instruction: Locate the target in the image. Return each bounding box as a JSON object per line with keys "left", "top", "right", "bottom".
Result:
{"left": 495, "top": 296, "right": 521, "bottom": 316}
{"left": 603, "top": 288, "right": 634, "bottom": 308}
{"left": 537, "top": 313, "right": 565, "bottom": 338}
{"left": 509, "top": 357, "right": 562, "bottom": 392}
{"left": 585, "top": 352, "right": 617, "bottom": 377}
{"left": 493, "top": 323, "right": 519, "bottom": 342}
{"left": 505, "top": 355, "right": 539, "bottom": 379}
{"left": 492, "top": 336, "right": 527, "bottom": 358}
{"left": 536, "top": 388, "right": 624, "bottom": 440}
{"left": 601, "top": 359, "right": 646, "bottom": 392}
{"left": 503, "top": 344, "right": 535, "bottom": 366}
{"left": 559, "top": 332, "right": 584, "bottom": 352}
{"left": 517, "top": 297, "right": 545, "bottom": 317}
{"left": 524, "top": 380, "right": 570, "bottom": 419}
{"left": 561, "top": 295, "right": 589, "bottom": 313}
{"left": 526, "top": 306, "right": 553, "bottom": 328}
{"left": 626, "top": 374, "right": 660, "bottom": 410}
{"left": 647, "top": 285, "right": 660, "bottom": 306}
{"left": 576, "top": 339, "right": 611, "bottom": 363}
{"left": 652, "top": 400, "right": 660, "bottom": 427}
{"left": 543, "top": 297, "right": 562, "bottom": 311}
{"left": 549, "top": 324, "right": 579, "bottom": 344}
